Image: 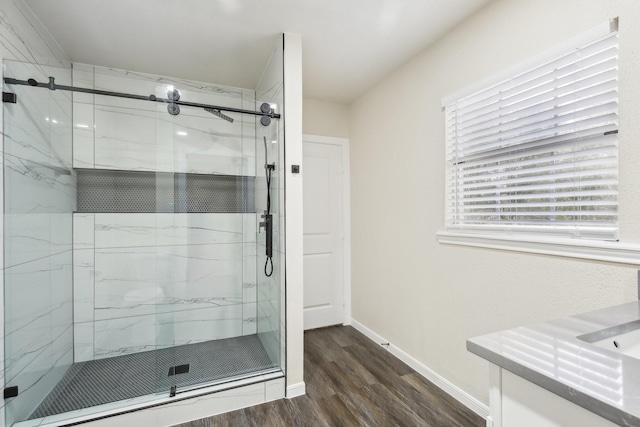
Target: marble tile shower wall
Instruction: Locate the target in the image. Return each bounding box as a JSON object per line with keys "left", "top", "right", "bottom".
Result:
{"left": 73, "top": 214, "right": 257, "bottom": 360}
{"left": 71, "top": 64, "right": 256, "bottom": 176}
{"left": 255, "top": 40, "right": 285, "bottom": 367}
{"left": 70, "top": 64, "right": 259, "bottom": 361}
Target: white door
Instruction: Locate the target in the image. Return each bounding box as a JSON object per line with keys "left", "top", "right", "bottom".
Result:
{"left": 303, "top": 137, "right": 345, "bottom": 330}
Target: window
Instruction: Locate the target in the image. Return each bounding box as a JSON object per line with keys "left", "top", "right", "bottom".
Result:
{"left": 444, "top": 23, "right": 618, "bottom": 241}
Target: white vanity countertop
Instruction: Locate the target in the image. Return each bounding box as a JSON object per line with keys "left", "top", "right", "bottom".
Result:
{"left": 467, "top": 301, "right": 640, "bottom": 427}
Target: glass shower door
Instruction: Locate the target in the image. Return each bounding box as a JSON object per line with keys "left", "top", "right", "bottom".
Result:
{"left": 3, "top": 60, "right": 75, "bottom": 426}
{"left": 255, "top": 38, "right": 285, "bottom": 372}
{"left": 154, "top": 83, "right": 264, "bottom": 394}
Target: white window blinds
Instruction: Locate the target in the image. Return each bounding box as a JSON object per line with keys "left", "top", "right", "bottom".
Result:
{"left": 445, "top": 28, "right": 618, "bottom": 240}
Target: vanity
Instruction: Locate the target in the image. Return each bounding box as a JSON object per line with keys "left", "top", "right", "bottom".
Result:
{"left": 468, "top": 301, "right": 640, "bottom": 427}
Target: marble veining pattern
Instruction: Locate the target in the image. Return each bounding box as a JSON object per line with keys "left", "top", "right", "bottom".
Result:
{"left": 67, "top": 63, "right": 265, "bottom": 367}
{"left": 73, "top": 214, "right": 94, "bottom": 363}
{"left": 73, "top": 213, "right": 258, "bottom": 360}
{"left": 4, "top": 251, "right": 73, "bottom": 369}
{"left": 92, "top": 306, "right": 244, "bottom": 359}
{"left": 91, "top": 65, "right": 248, "bottom": 99}
{"left": 0, "top": 0, "right": 69, "bottom": 68}
{"left": 72, "top": 64, "right": 256, "bottom": 176}
{"left": 4, "top": 61, "right": 73, "bottom": 170}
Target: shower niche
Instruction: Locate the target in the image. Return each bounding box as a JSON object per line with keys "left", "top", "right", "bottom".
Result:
{"left": 2, "top": 41, "right": 285, "bottom": 426}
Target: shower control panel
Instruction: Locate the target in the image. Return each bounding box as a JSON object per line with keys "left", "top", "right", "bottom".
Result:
{"left": 260, "top": 211, "right": 273, "bottom": 258}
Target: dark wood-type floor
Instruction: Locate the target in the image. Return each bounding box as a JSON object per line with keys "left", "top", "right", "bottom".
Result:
{"left": 175, "top": 326, "right": 485, "bottom": 427}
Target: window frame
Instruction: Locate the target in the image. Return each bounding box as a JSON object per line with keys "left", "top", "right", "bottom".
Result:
{"left": 436, "top": 18, "right": 640, "bottom": 265}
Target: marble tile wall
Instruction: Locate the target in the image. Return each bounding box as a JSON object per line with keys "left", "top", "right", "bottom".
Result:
{"left": 0, "top": 1, "right": 74, "bottom": 423}
{"left": 0, "top": 1, "right": 70, "bottom": 69}
{"left": 72, "top": 64, "right": 256, "bottom": 176}
{"left": 70, "top": 65, "right": 262, "bottom": 362}
{"left": 73, "top": 213, "right": 257, "bottom": 360}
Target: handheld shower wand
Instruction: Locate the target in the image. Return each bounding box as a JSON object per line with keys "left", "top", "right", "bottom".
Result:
{"left": 260, "top": 136, "right": 275, "bottom": 277}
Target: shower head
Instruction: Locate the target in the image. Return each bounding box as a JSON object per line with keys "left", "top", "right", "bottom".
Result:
{"left": 204, "top": 107, "right": 234, "bottom": 123}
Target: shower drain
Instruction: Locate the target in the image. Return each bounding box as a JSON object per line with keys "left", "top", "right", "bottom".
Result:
{"left": 168, "top": 364, "right": 190, "bottom": 376}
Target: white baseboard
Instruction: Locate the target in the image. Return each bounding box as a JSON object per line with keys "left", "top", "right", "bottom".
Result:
{"left": 350, "top": 319, "right": 490, "bottom": 419}
{"left": 285, "top": 382, "right": 306, "bottom": 399}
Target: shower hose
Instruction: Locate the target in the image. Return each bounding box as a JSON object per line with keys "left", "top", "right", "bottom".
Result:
{"left": 264, "top": 136, "right": 274, "bottom": 277}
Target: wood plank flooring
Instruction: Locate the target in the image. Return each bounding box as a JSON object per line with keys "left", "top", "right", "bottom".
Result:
{"left": 175, "top": 326, "right": 485, "bottom": 427}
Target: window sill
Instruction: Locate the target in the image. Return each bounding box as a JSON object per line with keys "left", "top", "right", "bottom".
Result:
{"left": 436, "top": 231, "right": 640, "bottom": 266}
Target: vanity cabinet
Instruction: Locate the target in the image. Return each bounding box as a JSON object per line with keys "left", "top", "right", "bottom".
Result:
{"left": 488, "top": 365, "right": 619, "bottom": 427}
{"left": 469, "top": 302, "right": 640, "bottom": 427}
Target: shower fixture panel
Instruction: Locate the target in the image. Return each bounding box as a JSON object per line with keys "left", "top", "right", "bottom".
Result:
{"left": 260, "top": 136, "right": 275, "bottom": 277}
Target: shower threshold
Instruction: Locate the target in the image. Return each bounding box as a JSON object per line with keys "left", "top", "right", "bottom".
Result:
{"left": 28, "top": 334, "right": 277, "bottom": 420}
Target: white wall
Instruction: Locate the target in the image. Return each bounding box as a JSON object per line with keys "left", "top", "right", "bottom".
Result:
{"left": 303, "top": 98, "right": 349, "bottom": 138}
{"left": 349, "top": 0, "right": 640, "bottom": 405}
{"left": 283, "top": 33, "right": 305, "bottom": 397}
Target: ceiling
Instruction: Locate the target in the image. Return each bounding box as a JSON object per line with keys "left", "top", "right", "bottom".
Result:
{"left": 25, "top": 0, "right": 492, "bottom": 104}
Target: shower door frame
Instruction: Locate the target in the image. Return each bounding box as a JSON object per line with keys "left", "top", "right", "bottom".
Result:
{"left": 1, "top": 62, "right": 287, "bottom": 427}
{"left": 0, "top": 30, "right": 299, "bottom": 427}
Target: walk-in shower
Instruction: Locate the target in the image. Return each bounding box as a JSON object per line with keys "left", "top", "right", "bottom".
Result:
{"left": 2, "top": 45, "right": 285, "bottom": 426}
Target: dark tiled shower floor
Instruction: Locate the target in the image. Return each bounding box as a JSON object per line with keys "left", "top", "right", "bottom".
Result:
{"left": 30, "top": 334, "right": 276, "bottom": 420}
